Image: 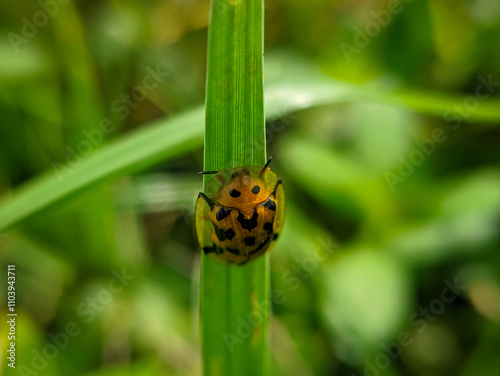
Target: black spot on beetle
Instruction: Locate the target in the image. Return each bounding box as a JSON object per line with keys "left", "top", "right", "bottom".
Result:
{"left": 203, "top": 245, "right": 222, "bottom": 255}
{"left": 250, "top": 236, "right": 271, "bottom": 255}
{"left": 231, "top": 171, "right": 240, "bottom": 179}
{"left": 263, "top": 199, "right": 276, "bottom": 211}
{"left": 225, "top": 228, "right": 236, "bottom": 240}
{"left": 226, "top": 247, "right": 240, "bottom": 255}
{"left": 263, "top": 222, "right": 273, "bottom": 235}
{"left": 259, "top": 236, "right": 271, "bottom": 250}
{"left": 229, "top": 189, "right": 241, "bottom": 198}
{"left": 244, "top": 236, "right": 256, "bottom": 246}
{"left": 214, "top": 225, "right": 236, "bottom": 241}
{"left": 214, "top": 226, "right": 225, "bottom": 241}
{"left": 203, "top": 246, "right": 214, "bottom": 254}
{"left": 237, "top": 211, "right": 259, "bottom": 230}
{"left": 249, "top": 248, "right": 260, "bottom": 255}
{"left": 216, "top": 207, "right": 232, "bottom": 221}
{"left": 251, "top": 185, "right": 260, "bottom": 194}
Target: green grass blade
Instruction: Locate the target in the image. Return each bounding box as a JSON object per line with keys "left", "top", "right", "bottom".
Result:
{"left": 0, "top": 108, "right": 204, "bottom": 231}
{"left": 201, "top": 0, "right": 269, "bottom": 375}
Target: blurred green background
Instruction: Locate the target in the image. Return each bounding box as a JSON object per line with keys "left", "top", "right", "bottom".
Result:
{"left": 1, "top": 0, "right": 500, "bottom": 375}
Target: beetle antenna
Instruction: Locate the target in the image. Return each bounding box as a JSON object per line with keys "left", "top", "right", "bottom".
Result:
{"left": 198, "top": 170, "right": 219, "bottom": 175}
{"left": 260, "top": 157, "right": 272, "bottom": 173}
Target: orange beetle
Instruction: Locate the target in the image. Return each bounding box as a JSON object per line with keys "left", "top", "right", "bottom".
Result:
{"left": 195, "top": 158, "right": 285, "bottom": 264}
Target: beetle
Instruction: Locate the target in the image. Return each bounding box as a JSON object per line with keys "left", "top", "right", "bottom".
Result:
{"left": 195, "top": 158, "right": 285, "bottom": 265}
